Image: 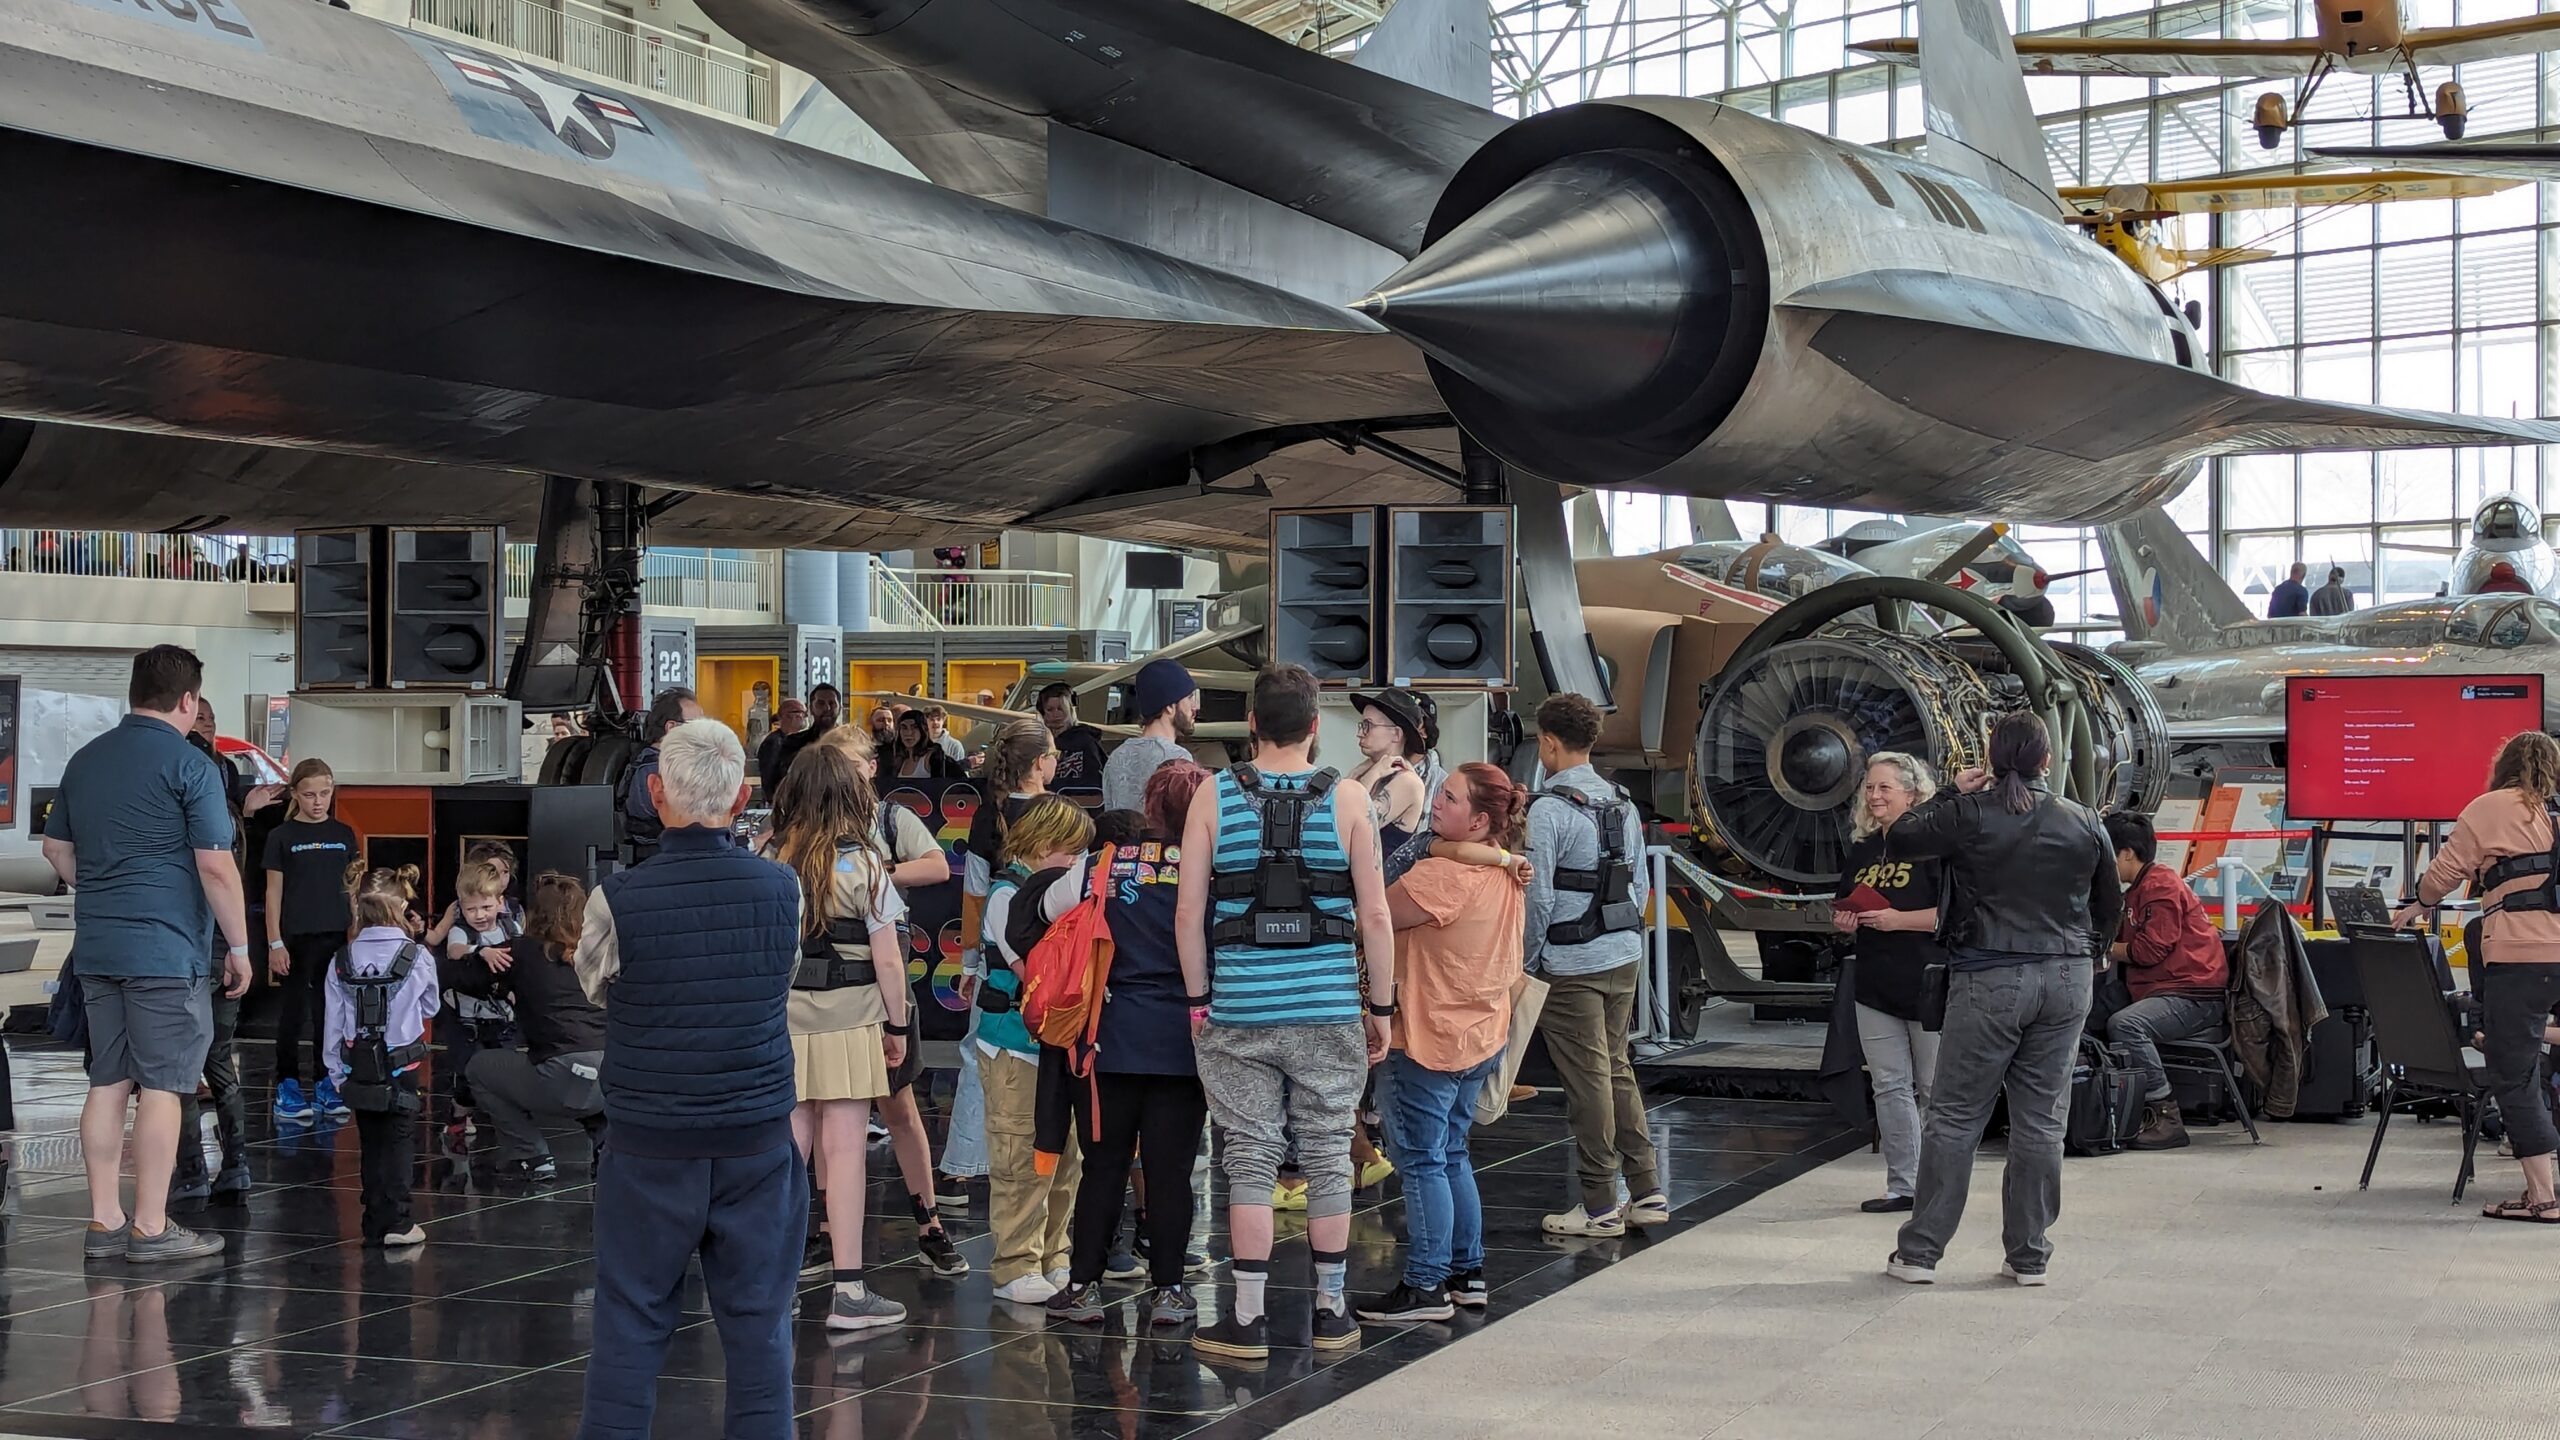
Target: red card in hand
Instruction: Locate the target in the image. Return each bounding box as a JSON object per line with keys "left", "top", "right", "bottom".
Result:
{"left": 1836, "top": 884, "right": 1892, "bottom": 914}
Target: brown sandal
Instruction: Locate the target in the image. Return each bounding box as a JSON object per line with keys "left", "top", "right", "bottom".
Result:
{"left": 2480, "top": 1196, "right": 2560, "bottom": 1222}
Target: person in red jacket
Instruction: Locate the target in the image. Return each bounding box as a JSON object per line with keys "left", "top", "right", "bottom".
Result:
{"left": 2101, "top": 813, "right": 2231, "bottom": 1151}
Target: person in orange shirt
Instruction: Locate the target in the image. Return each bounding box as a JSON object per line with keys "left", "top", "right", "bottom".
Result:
{"left": 2396, "top": 730, "right": 2560, "bottom": 1221}
{"left": 1355, "top": 763, "right": 1532, "bottom": 1324}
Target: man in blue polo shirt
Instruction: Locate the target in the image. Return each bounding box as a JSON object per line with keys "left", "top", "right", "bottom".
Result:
{"left": 43, "top": 645, "right": 252, "bottom": 1264}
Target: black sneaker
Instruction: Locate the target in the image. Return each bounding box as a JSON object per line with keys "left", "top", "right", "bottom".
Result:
{"left": 1446, "top": 1270, "right": 1488, "bottom": 1309}
{"left": 499, "top": 1156, "right": 558, "bottom": 1181}
{"left": 932, "top": 1172, "right": 972, "bottom": 1209}
{"left": 917, "top": 1225, "right": 969, "bottom": 1277}
{"left": 1191, "top": 1311, "right": 1269, "bottom": 1363}
{"left": 1147, "top": 1286, "right": 1198, "bottom": 1328}
{"left": 1355, "top": 1282, "right": 1454, "bottom": 1323}
{"left": 801, "top": 1230, "right": 835, "bottom": 1281}
{"left": 1310, "top": 1302, "right": 1362, "bottom": 1351}
{"left": 1045, "top": 1281, "right": 1105, "bottom": 1324}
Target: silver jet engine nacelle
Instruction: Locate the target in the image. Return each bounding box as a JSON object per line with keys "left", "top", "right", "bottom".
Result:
{"left": 1359, "top": 99, "right": 2220, "bottom": 524}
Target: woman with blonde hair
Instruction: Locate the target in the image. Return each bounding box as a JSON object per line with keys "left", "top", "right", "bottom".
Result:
{"left": 765, "top": 743, "right": 914, "bottom": 1329}
{"left": 2398, "top": 728, "right": 2560, "bottom": 1221}
{"left": 1830, "top": 750, "right": 1946, "bottom": 1215}
{"left": 810, "top": 723, "right": 971, "bottom": 1277}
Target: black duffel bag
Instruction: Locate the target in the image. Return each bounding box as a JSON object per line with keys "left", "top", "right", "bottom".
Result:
{"left": 2065, "top": 1035, "right": 2144, "bottom": 1157}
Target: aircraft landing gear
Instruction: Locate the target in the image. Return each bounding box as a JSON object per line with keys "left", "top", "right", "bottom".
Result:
{"left": 2253, "top": 92, "right": 2290, "bottom": 151}
{"left": 509, "top": 476, "right": 651, "bottom": 791}
{"left": 2257, "top": 51, "right": 2340, "bottom": 151}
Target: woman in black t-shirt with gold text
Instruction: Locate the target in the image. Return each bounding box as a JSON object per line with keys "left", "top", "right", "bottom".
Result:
{"left": 1831, "top": 751, "right": 1947, "bottom": 1215}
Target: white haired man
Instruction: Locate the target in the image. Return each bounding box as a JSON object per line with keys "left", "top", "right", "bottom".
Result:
{"left": 574, "top": 719, "right": 805, "bottom": 1440}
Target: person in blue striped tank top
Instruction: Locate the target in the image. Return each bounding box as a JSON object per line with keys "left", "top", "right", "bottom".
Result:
{"left": 1176, "top": 665, "right": 1398, "bottom": 1365}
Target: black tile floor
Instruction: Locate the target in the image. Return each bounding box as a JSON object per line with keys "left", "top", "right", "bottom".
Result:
{"left": 0, "top": 1041, "right": 1858, "bottom": 1438}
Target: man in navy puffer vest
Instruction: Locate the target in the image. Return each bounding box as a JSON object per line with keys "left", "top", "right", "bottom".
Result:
{"left": 573, "top": 718, "right": 804, "bottom": 1440}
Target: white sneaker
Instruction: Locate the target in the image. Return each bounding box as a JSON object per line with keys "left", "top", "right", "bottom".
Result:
{"left": 1884, "top": 1252, "right": 1935, "bottom": 1285}
{"left": 1046, "top": 1265, "right": 1071, "bottom": 1291}
{"left": 992, "top": 1273, "right": 1060, "bottom": 1305}
{"left": 1541, "top": 1204, "right": 1625, "bottom": 1238}
{"left": 1999, "top": 1262, "right": 2049, "bottom": 1287}
{"left": 1625, "top": 1192, "right": 1671, "bottom": 1227}
{"left": 382, "top": 1225, "right": 427, "bottom": 1248}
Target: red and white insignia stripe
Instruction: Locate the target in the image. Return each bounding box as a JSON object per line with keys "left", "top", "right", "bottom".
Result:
{"left": 448, "top": 55, "right": 516, "bottom": 89}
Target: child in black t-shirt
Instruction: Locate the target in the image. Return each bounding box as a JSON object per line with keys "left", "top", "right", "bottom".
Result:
{"left": 262, "top": 759, "right": 360, "bottom": 1123}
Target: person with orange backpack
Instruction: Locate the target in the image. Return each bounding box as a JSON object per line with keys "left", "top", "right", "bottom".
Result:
{"left": 1026, "top": 764, "right": 1216, "bottom": 1328}
{"left": 977, "top": 795, "right": 1094, "bottom": 1305}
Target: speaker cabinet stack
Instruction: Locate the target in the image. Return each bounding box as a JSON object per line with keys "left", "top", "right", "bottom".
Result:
{"left": 1271, "top": 508, "right": 1381, "bottom": 686}
{"left": 296, "top": 526, "right": 504, "bottom": 692}
{"left": 388, "top": 527, "right": 501, "bottom": 689}
{"left": 1270, "top": 506, "right": 1517, "bottom": 689}
{"left": 296, "top": 528, "right": 378, "bottom": 691}
{"left": 1384, "top": 505, "right": 1514, "bottom": 687}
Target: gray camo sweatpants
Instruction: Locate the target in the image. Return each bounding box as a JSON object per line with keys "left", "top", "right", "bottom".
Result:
{"left": 1195, "top": 1021, "right": 1367, "bottom": 1219}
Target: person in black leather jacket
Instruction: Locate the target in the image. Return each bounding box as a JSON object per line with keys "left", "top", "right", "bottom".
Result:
{"left": 1879, "top": 713, "right": 2121, "bottom": 1288}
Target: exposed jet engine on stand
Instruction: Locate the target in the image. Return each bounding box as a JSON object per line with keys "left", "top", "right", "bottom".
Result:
{"left": 1689, "top": 578, "right": 2168, "bottom": 886}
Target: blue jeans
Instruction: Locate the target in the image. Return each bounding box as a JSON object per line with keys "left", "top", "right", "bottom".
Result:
{"left": 1382, "top": 1050, "right": 1497, "bottom": 1289}
{"left": 579, "top": 1139, "right": 806, "bottom": 1440}
{"left": 943, "top": 1014, "right": 990, "bottom": 1178}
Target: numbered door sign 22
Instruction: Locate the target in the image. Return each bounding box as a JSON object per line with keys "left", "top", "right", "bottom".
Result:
{"left": 652, "top": 646, "right": 689, "bottom": 690}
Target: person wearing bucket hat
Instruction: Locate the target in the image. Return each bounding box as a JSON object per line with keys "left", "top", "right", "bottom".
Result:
{"left": 1349, "top": 689, "right": 1438, "bottom": 856}
{"left": 1102, "top": 659, "right": 1201, "bottom": 813}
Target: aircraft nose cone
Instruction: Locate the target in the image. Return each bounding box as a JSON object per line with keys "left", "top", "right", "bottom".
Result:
{"left": 1353, "top": 149, "right": 1732, "bottom": 416}
{"left": 1350, "top": 142, "right": 1763, "bottom": 484}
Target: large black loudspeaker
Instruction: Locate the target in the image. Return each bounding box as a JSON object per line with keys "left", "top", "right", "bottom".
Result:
{"left": 388, "top": 527, "right": 503, "bottom": 690}
{"left": 297, "top": 527, "right": 378, "bottom": 690}
{"left": 1385, "top": 505, "right": 1514, "bottom": 686}
{"left": 1271, "top": 508, "right": 1380, "bottom": 685}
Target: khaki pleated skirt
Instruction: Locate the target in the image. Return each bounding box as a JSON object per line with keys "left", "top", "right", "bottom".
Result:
{"left": 790, "top": 988, "right": 892, "bottom": 1101}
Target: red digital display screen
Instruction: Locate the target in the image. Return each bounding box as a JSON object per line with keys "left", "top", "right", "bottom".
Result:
{"left": 2286, "top": 674, "right": 2545, "bottom": 821}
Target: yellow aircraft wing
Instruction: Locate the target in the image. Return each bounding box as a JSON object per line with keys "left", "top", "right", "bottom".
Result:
{"left": 2407, "top": 12, "right": 2560, "bottom": 66}
{"left": 2061, "top": 171, "right": 2518, "bottom": 217}
{"left": 1853, "top": 35, "right": 2329, "bottom": 77}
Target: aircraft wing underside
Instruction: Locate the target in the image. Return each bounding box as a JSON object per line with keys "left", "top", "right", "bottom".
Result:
{"left": 2312, "top": 143, "right": 2560, "bottom": 181}
{"left": 695, "top": 0, "right": 1507, "bottom": 257}
{"left": 0, "top": 1, "right": 1454, "bottom": 550}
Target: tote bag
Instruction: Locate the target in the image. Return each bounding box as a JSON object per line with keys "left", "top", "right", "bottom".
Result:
{"left": 1473, "top": 970, "right": 1551, "bottom": 1126}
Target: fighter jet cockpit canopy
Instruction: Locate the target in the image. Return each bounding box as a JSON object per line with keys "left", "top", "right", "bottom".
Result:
{"left": 2327, "top": 595, "right": 2560, "bottom": 651}
{"left": 1671, "top": 540, "right": 1873, "bottom": 604}
{"left": 2476, "top": 494, "right": 2544, "bottom": 542}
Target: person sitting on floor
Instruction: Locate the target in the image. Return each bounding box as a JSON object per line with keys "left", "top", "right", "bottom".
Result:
{"left": 2102, "top": 812, "right": 2231, "bottom": 1152}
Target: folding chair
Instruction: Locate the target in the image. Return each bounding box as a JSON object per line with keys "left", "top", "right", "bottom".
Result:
{"left": 2349, "top": 930, "right": 2488, "bottom": 1203}
{"left": 2158, "top": 1022, "right": 2262, "bottom": 1144}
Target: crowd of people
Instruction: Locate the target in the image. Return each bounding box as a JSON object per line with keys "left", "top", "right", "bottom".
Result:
{"left": 46, "top": 645, "right": 1679, "bottom": 1436}
{"left": 49, "top": 639, "right": 2558, "bottom": 1438}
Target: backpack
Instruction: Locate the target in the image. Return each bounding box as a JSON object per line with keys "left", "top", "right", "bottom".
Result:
{"left": 1019, "top": 845, "right": 1118, "bottom": 1052}
{"left": 337, "top": 942, "right": 429, "bottom": 1115}
{"left": 2064, "top": 1035, "right": 2144, "bottom": 1157}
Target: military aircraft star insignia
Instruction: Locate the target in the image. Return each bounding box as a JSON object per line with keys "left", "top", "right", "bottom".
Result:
{"left": 442, "top": 48, "right": 647, "bottom": 159}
